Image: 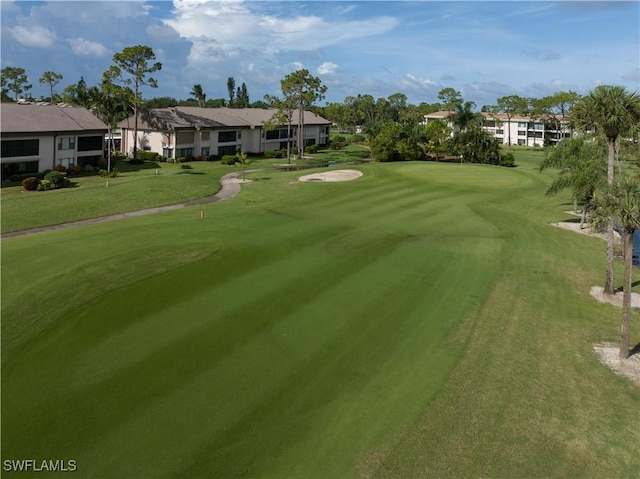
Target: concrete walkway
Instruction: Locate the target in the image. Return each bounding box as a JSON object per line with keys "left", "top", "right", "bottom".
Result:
{"left": 1, "top": 170, "right": 254, "bottom": 240}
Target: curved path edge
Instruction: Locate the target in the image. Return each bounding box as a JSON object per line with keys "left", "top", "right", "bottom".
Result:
{"left": 2, "top": 170, "right": 258, "bottom": 240}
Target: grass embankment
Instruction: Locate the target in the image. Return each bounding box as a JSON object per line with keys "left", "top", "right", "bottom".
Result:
{"left": 2, "top": 152, "right": 639, "bottom": 477}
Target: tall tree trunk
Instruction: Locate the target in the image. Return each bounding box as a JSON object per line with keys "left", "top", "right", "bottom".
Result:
{"left": 580, "top": 206, "right": 587, "bottom": 230}
{"left": 603, "top": 137, "right": 616, "bottom": 295}
{"left": 620, "top": 230, "right": 633, "bottom": 359}
{"left": 287, "top": 117, "right": 292, "bottom": 165}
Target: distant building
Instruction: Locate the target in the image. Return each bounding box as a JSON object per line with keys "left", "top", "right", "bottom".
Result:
{"left": 0, "top": 102, "right": 107, "bottom": 180}
{"left": 117, "top": 107, "right": 331, "bottom": 159}
{"left": 423, "top": 111, "right": 572, "bottom": 147}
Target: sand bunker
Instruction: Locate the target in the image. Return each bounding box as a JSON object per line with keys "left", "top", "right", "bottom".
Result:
{"left": 299, "top": 169, "right": 363, "bottom": 182}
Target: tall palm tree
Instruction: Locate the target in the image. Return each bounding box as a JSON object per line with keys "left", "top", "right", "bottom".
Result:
{"left": 540, "top": 136, "right": 607, "bottom": 228}
{"left": 191, "top": 84, "right": 206, "bottom": 108}
{"left": 451, "top": 100, "right": 480, "bottom": 133}
{"left": 590, "top": 174, "right": 640, "bottom": 359}
{"left": 570, "top": 85, "right": 640, "bottom": 294}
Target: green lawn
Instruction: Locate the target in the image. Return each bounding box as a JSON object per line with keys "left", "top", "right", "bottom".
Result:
{"left": 0, "top": 161, "right": 232, "bottom": 233}
{"left": 2, "top": 153, "right": 639, "bottom": 478}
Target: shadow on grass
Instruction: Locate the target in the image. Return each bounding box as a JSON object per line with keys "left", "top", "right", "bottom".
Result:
{"left": 176, "top": 171, "right": 206, "bottom": 175}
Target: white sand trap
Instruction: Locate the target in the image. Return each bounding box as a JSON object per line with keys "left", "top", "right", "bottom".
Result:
{"left": 299, "top": 169, "right": 363, "bottom": 182}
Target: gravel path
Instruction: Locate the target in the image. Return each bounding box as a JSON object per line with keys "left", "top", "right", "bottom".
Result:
{"left": 1, "top": 170, "right": 254, "bottom": 240}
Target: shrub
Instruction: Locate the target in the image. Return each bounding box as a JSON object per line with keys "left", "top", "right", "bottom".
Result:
{"left": 306, "top": 144, "right": 319, "bottom": 154}
{"left": 180, "top": 164, "right": 193, "bottom": 169}
{"left": 264, "top": 150, "right": 277, "bottom": 158}
{"left": 175, "top": 157, "right": 186, "bottom": 164}
{"left": 207, "top": 154, "right": 220, "bottom": 162}
{"left": 221, "top": 155, "right": 237, "bottom": 165}
{"left": 44, "top": 171, "right": 71, "bottom": 188}
{"left": 21, "top": 176, "right": 40, "bottom": 191}
{"left": 499, "top": 152, "right": 515, "bottom": 167}
{"left": 99, "top": 168, "right": 119, "bottom": 178}
{"left": 136, "top": 151, "right": 159, "bottom": 161}
{"left": 353, "top": 134, "right": 366, "bottom": 143}
{"left": 83, "top": 165, "right": 96, "bottom": 173}
{"left": 54, "top": 164, "right": 67, "bottom": 173}
{"left": 37, "top": 179, "right": 51, "bottom": 191}
{"left": 196, "top": 155, "right": 206, "bottom": 161}
{"left": 70, "top": 164, "right": 83, "bottom": 175}
{"left": 185, "top": 155, "right": 196, "bottom": 162}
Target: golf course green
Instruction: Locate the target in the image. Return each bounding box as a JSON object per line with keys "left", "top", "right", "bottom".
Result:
{"left": 2, "top": 156, "right": 639, "bottom": 477}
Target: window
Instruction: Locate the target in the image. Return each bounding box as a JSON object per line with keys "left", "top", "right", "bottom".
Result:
{"left": 163, "top": 147, "right": 173, "bottom": 158}
{"left": 496, "top": 129, "right": 504, "bottom": 135}
{"left": 176, "top": 148, "right": 193, "bottom": 158}
{"left": 201, "top": 131, "right": 210, "bottom": 141}
{"left": 518, "top": 122, "right": 527, "bottom": 128}
{"left": 518, "top": 139, "right": 526, "bottom": 145}
{"left": 200, "top": 147, "right": 210, "bottom": 156}
{"left": 237, "top": 130, "right": 242, "bottom": 139}
{"left": 1, "top": 139, "right": 39, "bottom": 157}
{"left": 176, "top": 131, "right": 194, "bottom": 144}
{"left": 57, "top": 137, "right": 75, "bottom": 150}
{"left": 218, "top": 145, "right": 237, "bottom": 156}
{"left": 218, "top": 131, "right": 236, "bottom": 143}
{"left": 1, "top": 160, "right": 39, "bottom": 180}
{"left": 55, "top": 158, "right": 74, "bottom": 169}
{"left": 77, "top": 136, "right": 102, "bottom": 152}
{"left": 77, "top": 155, "right": 100, "bottom": 167}
{"left": 484, "top": 120, "right": 496, "bottom": 128}
{"left": 266, "top": 130, "right": 279, "bottom": 140}
{"left": 518, "top": 130, "right": 527, "bottom": 137}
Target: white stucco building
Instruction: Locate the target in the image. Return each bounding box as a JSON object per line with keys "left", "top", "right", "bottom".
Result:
{"left": 118, "top": 107, "right": 331, "bottom": 159}
{"left": 1, "top": 103, "right": 107, "bottom": 180}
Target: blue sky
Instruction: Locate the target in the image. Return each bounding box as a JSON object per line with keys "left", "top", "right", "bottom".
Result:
{"left": 1, "top": 0, "right": 639, "bottom": 108}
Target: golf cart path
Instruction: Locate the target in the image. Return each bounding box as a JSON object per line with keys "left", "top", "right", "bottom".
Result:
{"left": 2, "top": 170, "right": 254, "bottom": 240}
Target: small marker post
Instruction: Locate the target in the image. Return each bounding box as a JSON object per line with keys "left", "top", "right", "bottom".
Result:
{"left": 200, "top": 210, "right": 204, "bottom": 220}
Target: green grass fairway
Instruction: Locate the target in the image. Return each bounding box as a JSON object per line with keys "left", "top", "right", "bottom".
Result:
{"left": 2, "top": 157, "right": 639, "bottom": 477}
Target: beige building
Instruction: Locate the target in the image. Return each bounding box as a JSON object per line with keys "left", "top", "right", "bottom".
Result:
{"left": 1, "top": 102, "right": 107, "bottom": 180}
{"left": 118, "top": 107, "right": 331, "bottom": 159}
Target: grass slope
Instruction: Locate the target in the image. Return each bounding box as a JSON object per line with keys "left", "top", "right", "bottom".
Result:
{"left": 2, "top": 155, "right": 639, "bottom": 478}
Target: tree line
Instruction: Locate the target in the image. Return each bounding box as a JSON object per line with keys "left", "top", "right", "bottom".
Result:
{"left": 540, "top": 85, "right": 640, "bottom": 360}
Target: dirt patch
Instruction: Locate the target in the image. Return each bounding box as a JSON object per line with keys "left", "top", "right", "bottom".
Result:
{"left": 299, "top": 169, "right": 363, "bottom": 182}
{"left": 590, "top": 285, "right": 640, "bottom": 311}
{"left": 593, "top": 344, "right": 640, "bottom": 386}
{"left": 550, "top": 220, "right": 621, "bottom": 242}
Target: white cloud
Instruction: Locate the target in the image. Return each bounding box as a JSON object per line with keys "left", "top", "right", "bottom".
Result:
{"left": 0, "top": 0, "right": 19, "bottom": 13}
{"left": 67, "top": 38, "right": 109, "bottom": 56}
{"left": 164, "top": 0, "right": 399, "bottom": 66}
{"left": 10, "top": 25, "right": 57, "bottom": 48}
{"left": 318, "top": 62, "right": 338, "bottom": 75}
{"left": 402, "top": 73, "right": 437, "bottom": 88}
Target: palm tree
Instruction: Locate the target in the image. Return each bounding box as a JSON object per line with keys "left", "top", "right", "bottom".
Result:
{"left": 191, "top": 84, "right": 206, "bottom": 108}
{"left": 570, "top": 85, "right": 640, "bottom": 294}
{"left": 590, "top": 174, "right": 640, "bottom": 359}
{"left": 540, "top": 137, "right": 607, "bottom": 228}
{"left": 451, "top": 100, "right": 480, "bottom": 133}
